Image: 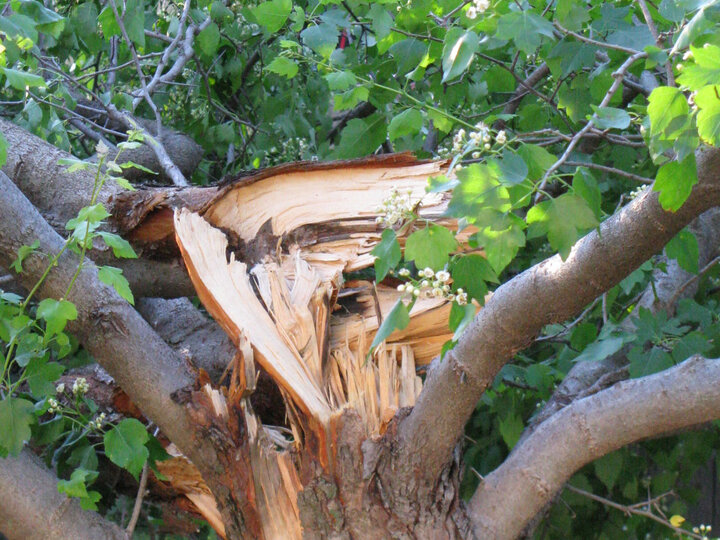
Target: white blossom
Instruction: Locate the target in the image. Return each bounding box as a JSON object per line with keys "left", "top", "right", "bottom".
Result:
{"left": 496, "top": 130, "right": 507, "bottom": 144}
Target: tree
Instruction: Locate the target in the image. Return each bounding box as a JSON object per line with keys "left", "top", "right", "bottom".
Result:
{"left": 1, "top": 0, "right": 720, "bottom": 538}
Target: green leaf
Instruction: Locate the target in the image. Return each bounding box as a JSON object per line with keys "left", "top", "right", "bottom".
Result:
{"left": 666, "top": 229, "right": 699, "bottom": 274}
{"left": 517, "top": 144, "right": 556, "bottom": 182}
{"left": 494, "top": 152, "right": 528, "bottom": 185}
{"left": 369, "top": 299, "right": 411, "bottom": 353}
{"left": 1, "top": 67, "right": 46, "bottom": 90}
{"left": 496, "top": 11, "right": 555, "bottom": 54}
{"left": 405, "top": 225, "right": 458, "bottom": 270}
{"left": 251, "top": 0, "right": 292, "bottom": 33}
{"left": 594, "top": 452, "right": 623, "bottom": 491}
{"left": 475, "top": 216, "right": 526, "bottom": 274}
{"left": 628, "top": 346, "right": 674, "bottom": 378}
{"left": 527, "top": 193, "right": 598, "bottom": 260}
{"left": 450, "top": 254, "right": 498, "bottom": 303}
{"left": 37, "top": 299, "right": 78, "bottom": 337}
{"left": 265, "top": 56, "right": 298, "bottom": 79}
{"left": 670, "top": 3, "right": 714, "bottom": 55}
{"left": 499, "top": 412, "right": 524, "bottom": 449}
{"left": 10, "top": 239, "right": 39, "bottom": 273}
{"left": 97, "top": 232, "right": 137, "bottom": 259}
{"left": 324, "top": 70, "right": 356, "bottom": 91}
{"left": 677, "top": 45, "right": 720, "bottom": 91}
{"left": 301, "top": 23, "right": 338, "bottom": 58}
{"left": 336, "top": 114, "right": 387, "bottom": 158}
{"left": 388, "top": 109, "right": 423, "bottom": 141}
{"left": 333, "top": 86, "right": 369, "bottom": 111}
{"left": 653, "top": 153, "right": 698, "bottom": 212}
{"left": 97, "top": 5, "right": 120, "bottom": 38}
{"left": 196, "top": 22, "right": 220, "bottom": 56}
{"left": 547, "top": 41, "right": 596, "bottom": 77}
{"left": 371, "top": 229, "right": 401, "bottom": 282}
{"left": 368, "top": 4, "right": 392, "bottom": 39}
{"left": 14, "top": 0, "right": 65, "bottom": 38}
{"left": 573, "top": 336, "right": 625, "bottom": 363}
{"left": 592, "top": 106, "right": 631, "bottom": 129}
{"left": 57, "top": 468, "right": 97, "bottom": 498}
{"left": 26, "top": 357, "right": 64, "bottom": 397}
{"left": 573, "top": 168, "right": 602, "bottom": 219}
{"left": 0, "top": 131, "right": 6, "bottom": 168}
{"left": 98, "top": 266, "right": 134, "bottom": 305}
{"left": 695, "top": 84, "right": 720, "bottom": 146}
{"left": 103, "top": 418, "right": 149, "bottom": 479}
{"left": 449, "top": 301, "right": 475, "bottom": 340}
{"left": 441, "top": 28, "right": 479, "bottom": 82}
{"left": 65, "top": 204, "right": 110, "bottom": 230}
{"left": 57, "top": 468, "right": 101, "bottom": 510}
{"left": 647, "top": 86, "right": 689, "bottom": 138}
{"left": 123, "top": 0, "right": 144, "bottom": 47}
{"left": 0, "top": 397, "right": 34, "bottom": 455}
{"left": 390, "top": 38, "right": 428, "bottom": 77}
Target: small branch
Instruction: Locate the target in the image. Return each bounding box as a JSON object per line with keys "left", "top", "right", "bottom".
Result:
{"left": 554, "top": 21, "right": 643, "bottom": 55}
{"left": 468, "top": 355, "right": 720, "bottom": 538}
{"left": 125, "top": 461, "right": 150, "bottom": 535}
{"left": 534, "top": 51, "right": 647, "bottom": 202}
{"left": 667, "top": 254, "right": 720, "bottom": 309}
{"left": 636, "top": 0, "right": 675, "bottom": 86}
{"left": 536, "top": 297, "right": 600, "bottom": 342}
{"left": 564, "top": 161, "right": 653, "bottom": 184}
{"left": 565, "top": 485, "right": 701, "bottom": 539}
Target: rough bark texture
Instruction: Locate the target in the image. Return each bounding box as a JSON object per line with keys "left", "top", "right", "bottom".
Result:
{"left": 0, "top": 117, "right": 195, "bottom": 298}
{"left": 395, "top": 147, "right": 720, "bottom": 490}
{"left": 0, "top": 449, "right": 126, "bottom": 540}
{"left": 527, "top": 207, "right": 720, "bottom": 436}
{"left": 469, "top": 355, "right": 720, "bottom": 538}
{"left": 0, "top": 172, "right": 254, "bottom": 538}
{"left": 137, "top": 297, "right": 236, "bottom": 381}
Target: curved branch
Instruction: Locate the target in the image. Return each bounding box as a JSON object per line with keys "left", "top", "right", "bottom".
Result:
{"left": 0, "top": 449, "right": 126, "bottom": 540}
{"left": 467, "top": 355, "right": 720, "bottom": 538}
{"left": 395, "top": 146, "right": 720, "bottom": 487}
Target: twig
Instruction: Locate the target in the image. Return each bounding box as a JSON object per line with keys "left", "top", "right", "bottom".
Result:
{"left": 554, "top": 21, "right": 643, "bottom": 55}
{"left": 125, "top": 461, "right": 149, "bottom": 535}
{"left": 636, "top": 0, "right": 675, "bottom": 86}
{"left": 536, "top": 297, "right": 601, "bottom": 342}
{"left": 667, "top": 255, "right": 720, "bottom": 310}
{"left": 132, "top": 0, "right": 205, "bottom": 109}
{"left": 564, "top": 161, "right": 653, "bottom": 184}
{"left": 534, "top": 51, "right": 647, "bottom": 202}
{"left": 564, "top": 485, "right": 702, "bottom": 539}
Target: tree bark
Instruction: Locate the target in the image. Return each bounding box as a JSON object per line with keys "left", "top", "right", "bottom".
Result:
{"left": 468, "top": 355, "right": 720, "bottom": 538}
{"left": 395, "top": 146, "right": 720, "bottom": 491}
{"left": 0, "top": 172, "right": 256, "bottom": 538}
{"left": 0, "top": 449, "right": 126, "bottom": 540}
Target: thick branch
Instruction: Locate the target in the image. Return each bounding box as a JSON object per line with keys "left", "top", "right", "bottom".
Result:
{"left": 0, "top": 118, "right": 195, "bottom": 297}
{"left": 0, "top": 173, "right": 256, "bottom": 537}
{"left": 468, "top": 355, "right": 720, "bottom": 538}
{"left": 396, "top": 146, "right": 720, "bottom": 485}
{"left": 0, "top": 449, "right": 126, "bottom": 540}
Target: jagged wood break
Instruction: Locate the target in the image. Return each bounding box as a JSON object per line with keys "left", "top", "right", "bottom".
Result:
{"left": 167, "top": 156, "right": 476, "bottom": 539}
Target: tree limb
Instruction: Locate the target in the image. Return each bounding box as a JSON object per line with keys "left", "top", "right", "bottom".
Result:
{"left": 0, "top": 448, "right": 126, "bottom": 540}
{"left": 467, "top": 355, "right": 720, "bottom": 538}
{"left": 394, "top": 146, "right": 720, "bottom": 489}
{"left": 0, "top": 172, "right": 258, "bottom": 536}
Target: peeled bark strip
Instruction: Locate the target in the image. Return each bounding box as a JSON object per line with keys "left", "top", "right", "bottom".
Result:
{"left": 0, "top": 449, "right": 126, "bottom": 540}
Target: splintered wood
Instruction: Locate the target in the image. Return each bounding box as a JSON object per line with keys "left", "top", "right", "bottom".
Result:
{"left": 171, "top": 156, "right": 478, "bottom": 539}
